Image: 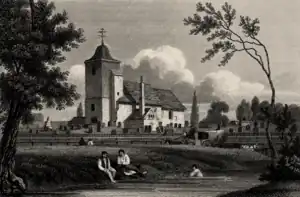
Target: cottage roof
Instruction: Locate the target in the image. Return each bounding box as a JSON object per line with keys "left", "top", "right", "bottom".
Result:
{"left": 126, "top": 108, "right": 151, "bottom": 120}
{"left": 118, "top": 80, "right": 186, "bottom": 111}
{"left": 68, "top": 117, "right": 85, "bottom": 126}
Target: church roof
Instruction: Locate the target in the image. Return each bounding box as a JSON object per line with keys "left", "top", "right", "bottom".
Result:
{"left": 85, "top": 43, "right": 120, "bottom": 63}
{"left": 118, "top": 80, "right": 186, "bottom": 111}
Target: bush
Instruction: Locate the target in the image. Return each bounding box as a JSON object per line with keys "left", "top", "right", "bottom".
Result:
{"left": 260, "top": 105, "right": 300, "bottom": 182}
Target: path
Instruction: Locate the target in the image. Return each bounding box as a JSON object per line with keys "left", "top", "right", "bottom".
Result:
{"left": 23, "top": 176, "right": 261, "bottom": 197}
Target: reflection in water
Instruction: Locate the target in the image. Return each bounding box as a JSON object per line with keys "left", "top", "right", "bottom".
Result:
{"left": 24, "top": 190, "right": 220, "bottom": 197}
{"left": 81, "top": 191, "right": 218, "bottom": 197}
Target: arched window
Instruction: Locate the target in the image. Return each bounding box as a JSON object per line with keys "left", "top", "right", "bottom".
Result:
{"left": 91, "top": 104, "right": 95, "bottom": 111}
{"left": 92, "top": 66, "right": 96, "bottom": 75}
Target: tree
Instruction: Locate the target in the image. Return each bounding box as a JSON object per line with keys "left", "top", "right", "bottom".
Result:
{"left": 200, "top": 101, "right": 229, "bottom": 127}
{"left": 256, "top": 100, "right": 270, "bottom": 121}
{"left": 77, "top": 102, "right": 83, "bottom": 117}
{"left": 236, "top": 100, "right": 243, "bottom": 121}
{"left": 236, "top": 99, "right": 252, "bottom": 121}
{"left": 251, "top": 96, "right": 260, "bottom": 120}
{"left": 190, "top": 91, "right": 199, "bottom": 128}
{"left": 184, "top": 2, "right": 277, "bottom": 161}
{"left": 0, "top": 0, "right": 84, "bottom": 193}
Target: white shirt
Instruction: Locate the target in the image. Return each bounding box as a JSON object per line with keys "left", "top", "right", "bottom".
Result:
{"left": 190, "top": 169, "right": 203, "bottom": 177}
{"left": 117, "top": 154, "right": 130, "bottom": 165}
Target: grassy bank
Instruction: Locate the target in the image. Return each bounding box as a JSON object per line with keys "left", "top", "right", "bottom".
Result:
{"left": 15, "top": 145, "right": 270, "bottom": 192}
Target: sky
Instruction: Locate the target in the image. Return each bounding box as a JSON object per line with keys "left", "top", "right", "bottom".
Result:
{"left": 39, "top": 0, "right": 300, "bottom": 121}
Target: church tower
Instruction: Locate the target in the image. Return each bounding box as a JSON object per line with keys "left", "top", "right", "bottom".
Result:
{"left": 84, "top": 28, "right": 123, "bottom": 125}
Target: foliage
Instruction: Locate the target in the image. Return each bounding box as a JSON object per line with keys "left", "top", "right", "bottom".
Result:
{"left": 260, "top": 105, "right": 300, "bottom": 181}
{"left": 251, "top": 96, "right": 260, "bottom": 120}
{"left": 200, "top": 101, "right": 229, "bottom": 127}
{"left": 184, "top": 1, "right": 277, "bottom": 161}
{"left": 77, "top": 102, "right": 83, "bottom": 117}
{"left": 190, "top": 91, "right": 199, "bottom": 128}
{"left": 0, "top": 0, "right": 84, "bottom": 116}
{"left": 0, "top": 0, "right": 84, "bottom": 193}
{"left": 236, "top": 99, "right": 252, "bottom": 121}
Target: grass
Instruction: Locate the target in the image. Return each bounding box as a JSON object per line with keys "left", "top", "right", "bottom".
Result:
{"left": 218, "top": 181, "right": 300, "bottom": 197}
{"left": 15, "top": 145, "right": 270, "bottom": 192}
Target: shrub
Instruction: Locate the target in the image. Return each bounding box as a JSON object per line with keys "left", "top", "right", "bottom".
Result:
{"left": 260, "top": 105, "right": 300, "bottom": 182}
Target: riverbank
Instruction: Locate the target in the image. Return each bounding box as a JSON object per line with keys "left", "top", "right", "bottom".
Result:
{"left": 15, "top": 145, "right": 270, "bottom": 192}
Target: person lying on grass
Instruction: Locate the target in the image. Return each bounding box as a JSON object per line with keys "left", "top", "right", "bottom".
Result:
{"left": 117, "top": 149, "right": 147, "bottom": 177}
{"left": 190, "top": 164, "right": 203, "bottom": 178}
{"left": 98, "top": 151, "right": 117, "bottom": 183}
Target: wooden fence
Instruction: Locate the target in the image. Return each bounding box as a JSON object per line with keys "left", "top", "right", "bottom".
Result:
{"left": 16, "top": 134, "right": 177, "bottom": 146}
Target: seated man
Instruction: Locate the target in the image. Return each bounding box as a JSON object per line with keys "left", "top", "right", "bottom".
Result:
{"left": 190, "top": 164, "right": 203, "bottom": 178}
{"left": 117, "top": 149, "right": 147, "bottom": 177}
{"left": 98, "top": 151, "right": 117, "bottom": 183}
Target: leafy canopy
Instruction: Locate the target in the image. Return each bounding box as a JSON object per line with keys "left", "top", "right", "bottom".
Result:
{"left": 184, "top": 2, "right": 270, "bottom": 77}
{"left": 0, "top": 0, "right": 85, "bottom": 116}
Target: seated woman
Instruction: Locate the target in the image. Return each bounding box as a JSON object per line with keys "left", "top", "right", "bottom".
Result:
{"left": 116, "top": 149, "right": 147, "bottom": 178}
{"left": 190, "top": 164, "right": 203, "bottom": 178}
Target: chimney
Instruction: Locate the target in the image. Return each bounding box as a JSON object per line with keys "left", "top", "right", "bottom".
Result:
{"left": 139, "top": 76, "right": 145, "bottom": 118}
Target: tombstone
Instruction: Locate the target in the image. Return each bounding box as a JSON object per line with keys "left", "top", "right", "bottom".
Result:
{"left": 123, "top": 128, "right": 129, "bottom": 134}
{"left": 260, "top": 122, "right": 265, "bottom": 129}
{"left": 66, "top": 129, "right": 71, "bottom": 136}
{"left": 111, "top": 129, "right": 117, "bottom": 135}
{"left": 184, "top": 121, "right": 189, "bottom": 128}
{"left": 238, "top": 126, "right": 243, "bottom": 133}
{"left": 88, "top": 126, "right": 93, "bottom": 133}
{"left": 117, "top": 122, "right": 122, "bottom": 128}
{"left": 97, "top": 121, "right": 101, "bottom": 132}
{"left": 245, "top": 125, "right": 251, "bottom": 131}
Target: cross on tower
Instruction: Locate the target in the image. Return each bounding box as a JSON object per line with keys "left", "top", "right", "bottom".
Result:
{"left": 98, "top": 28, "right": 107, "bottom": 45}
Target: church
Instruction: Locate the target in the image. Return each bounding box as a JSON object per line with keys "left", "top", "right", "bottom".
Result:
{"left": 84, "top": 30, "right": 186, "bottom": 132}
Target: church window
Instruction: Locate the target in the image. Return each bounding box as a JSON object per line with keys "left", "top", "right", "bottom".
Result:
{"left": 117, "top": 92, "right": 120, "bottom": 96}
{"left": 168, "top": 111, "right": 173, "bottom": 120}
{"left": 174, "top": 123, "right": 178, "bottom": 128}
{"left": 92, "top": 66, "right": 96, "bottom": 75}
{"left": 91, "top": 104, "right": 95, "bottom": 111}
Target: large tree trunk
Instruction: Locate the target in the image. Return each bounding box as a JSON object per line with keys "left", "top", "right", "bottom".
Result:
{"left": 265, "top": 77, "right": 278, "bottom": 163}
{"left": 0, "top": 100, "right": 26, "bottom": 195}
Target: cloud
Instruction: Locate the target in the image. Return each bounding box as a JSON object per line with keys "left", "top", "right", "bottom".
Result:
{"left": 124, "top": 45, "right": 194, "bottom": 85}
{"left": 39, "top": 49, "right": 300, "bottom": 121}
{"left": 199, "top": 69, "right": 300, "bottom": 106}
{"left": 68, "top": 64, "right": 85, "bottom": 97}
